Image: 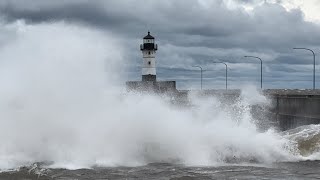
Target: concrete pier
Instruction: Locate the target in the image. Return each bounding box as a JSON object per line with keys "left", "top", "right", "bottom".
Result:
{"left": 266, "top": 90, "right": 320, "bottom": 130}
{"left": 175, "top": 89, "right": 320, "bottom": 131}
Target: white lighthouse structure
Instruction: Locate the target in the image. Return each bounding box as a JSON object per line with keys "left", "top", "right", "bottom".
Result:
{"left": 140, "top": 31, "right": 158, "bottom": 81}
{"left": 126, "top": 31, "right": 176, "bottom": 93}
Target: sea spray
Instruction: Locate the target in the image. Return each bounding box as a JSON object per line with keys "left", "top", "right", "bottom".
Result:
{"left": 0, "top": 20, "right": 316, "bottom": 171}
{"left": 283, "top": 124, "right": 320, "bottom": 158}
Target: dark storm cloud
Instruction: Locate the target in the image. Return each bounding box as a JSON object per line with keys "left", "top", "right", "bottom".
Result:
{"left": 0, "top": 0, "right": 319, "bottom": 89}
{"left": 0, "top": 2, "right": 139, "bottom": 30}
{"left": 1, "top": 0, "right": 319, "bottom": 49}
{"left": 275, "top": 54, "right": 314, "bottom": 65}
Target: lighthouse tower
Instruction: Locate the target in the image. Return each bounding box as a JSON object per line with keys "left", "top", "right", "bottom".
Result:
{"left": 126, "top": 32, "right": 176, "bottom": 93}
{"left": 140, "top": 31, "right": 158, "bottom": 82}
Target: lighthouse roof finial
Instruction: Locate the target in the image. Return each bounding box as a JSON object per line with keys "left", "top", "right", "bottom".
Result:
{"left": 144, "top": 31, "right": 154, "bottom": 39}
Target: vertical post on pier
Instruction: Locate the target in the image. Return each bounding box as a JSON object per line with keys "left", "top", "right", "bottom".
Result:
{"left": 293, "top": 48, "right": 316, "bottom": 90}
{"left": 244, "top": 56, "right": 263, "bottom": 89}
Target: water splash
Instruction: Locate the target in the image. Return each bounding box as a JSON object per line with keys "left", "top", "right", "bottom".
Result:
{"left": 0, "top": 20, "right": 317, "bottom": 170}
{"left": 283, "top": 124, "right": 320, "bottom": 159}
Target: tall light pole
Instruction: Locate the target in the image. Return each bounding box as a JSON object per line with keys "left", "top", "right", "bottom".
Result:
{"left": 213, "top": 61, "right": 228, "bottom": 90}
{"left": 192, "top": 65, "right": 203, "bottom": 90}
{"left": 244, "top": 56, "right": 263, "bottom": 89}
{"left": 293, "top": 48, "right": 316, "bottom": 90}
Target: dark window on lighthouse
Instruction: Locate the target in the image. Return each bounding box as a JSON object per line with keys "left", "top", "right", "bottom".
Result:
{"left": 148, "top": 61, "right": 151, "bottom": 65}
{"left": 148, "top": 51, "right": 151, "bottom": 55}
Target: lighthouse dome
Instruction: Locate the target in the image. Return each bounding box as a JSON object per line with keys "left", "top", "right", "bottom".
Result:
{"left": 143, "top": 31, "right": 154, "bottom": 39}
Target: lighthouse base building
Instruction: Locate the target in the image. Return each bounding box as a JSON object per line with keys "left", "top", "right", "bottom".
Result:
{"left": 126, "top": 32, "right": 177, "bottom": 93}
{"left": 126, "top": 80, "right": 177, "bottom": 93}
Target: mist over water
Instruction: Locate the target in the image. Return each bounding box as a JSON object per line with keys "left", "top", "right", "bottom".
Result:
{"left": 0, "top": 20, "right": 318, "bottom": 171}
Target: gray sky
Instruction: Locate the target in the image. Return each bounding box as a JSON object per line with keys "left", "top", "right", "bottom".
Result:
{"left": 0, "top": 0, "right": 320, "bottom": 90}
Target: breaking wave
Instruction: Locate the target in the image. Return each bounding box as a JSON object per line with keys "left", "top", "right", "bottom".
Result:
{"left": 0, "top": 20, "right": 319, "bottom": 171}
{"left": 282, "top": 124, "right": 320, "bottom": 159}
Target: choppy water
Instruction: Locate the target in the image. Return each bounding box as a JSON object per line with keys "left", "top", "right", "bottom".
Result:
{"left": 1, "top": 124, "right": 320, "bottom": 180}
{"left": 0, "top": 21, "right": 320, "bottom": 179}
{"left": 2, "top": 161, "right": 320, "bottom": 179}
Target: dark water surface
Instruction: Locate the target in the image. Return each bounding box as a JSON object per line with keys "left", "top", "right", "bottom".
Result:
{"left": 1, "top": 161, "right": 320, "bottom": 180}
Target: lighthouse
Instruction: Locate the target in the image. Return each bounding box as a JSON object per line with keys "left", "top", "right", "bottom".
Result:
{"left": 126, "top": 32, "right": 176, "bottom": 93}
{"left": 140, "top": 31, "right": 158, "bottom": 82}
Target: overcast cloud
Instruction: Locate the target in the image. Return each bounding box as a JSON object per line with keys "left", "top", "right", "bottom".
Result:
{"left": 0, "top": 0, "right": 319, "bottom": 89}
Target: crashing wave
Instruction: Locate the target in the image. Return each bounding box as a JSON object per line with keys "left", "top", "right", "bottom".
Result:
{"left": 282, "top": 124, "right": 320, "bottom": 158}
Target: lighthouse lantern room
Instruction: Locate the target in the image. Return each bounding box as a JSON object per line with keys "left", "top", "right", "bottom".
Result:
{"left": 140, "top": 31, "right": 158, "bottom": 82}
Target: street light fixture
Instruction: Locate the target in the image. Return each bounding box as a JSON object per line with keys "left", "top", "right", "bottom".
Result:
{"left": 213, "top": 61, "right": 228, "bottom": 90}
{"left": 192, "top": 65, "right": 203, "bottom": 90}
{"left": 244, "top": 56, "right": 263, "bottom": 89}
{"left": 293, "top": 48, "right": 316, "bottom": 90}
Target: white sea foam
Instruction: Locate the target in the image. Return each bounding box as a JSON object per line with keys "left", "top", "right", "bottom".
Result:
{"left": 0, "top": 20, "right": 317, "bottom": 170}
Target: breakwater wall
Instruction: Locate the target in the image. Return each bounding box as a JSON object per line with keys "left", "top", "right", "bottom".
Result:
{"left": 265, "top": 90, "right": 320, "bottom": 131}
{"left": 175, "top": 89, "right": 320, "bottom": 131}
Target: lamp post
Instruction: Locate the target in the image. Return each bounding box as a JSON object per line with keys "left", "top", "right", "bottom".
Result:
{"left": 244, "top": 56, "right": 263, "bottom": 89}
{"left": 192, "top": 65, "right": 203, "bottom": 90}
{"left": 293, "top": 48, "right": 316, "bottom": 90}
{"left": 213, "top": 61, "right": 228, "bottom": 90}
